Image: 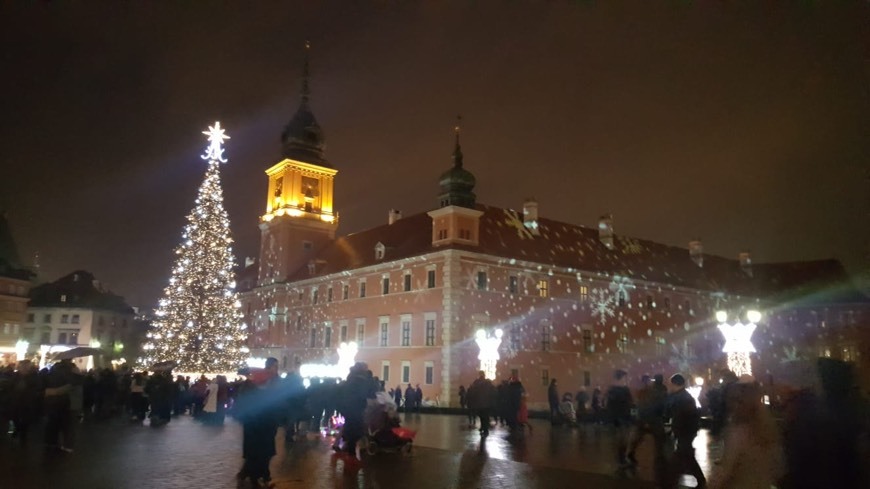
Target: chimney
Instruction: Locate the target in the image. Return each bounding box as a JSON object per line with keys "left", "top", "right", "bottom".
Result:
{"left": 388, "top": 209, "right": 403, "bottom": 225}
{"left": 245, "top": 256, "right": 256, "bottom": 268}
{"left": 598, "top": 214, "right": 614, "bottom": 249}
{"left": 739, "top": 251, "right": 753, "bottom": 277}
{"left": 689, "top": 239, "right": 703, "bottom": 267}
{"left": 522, "top": 198, "right": 540, "bottom": 235}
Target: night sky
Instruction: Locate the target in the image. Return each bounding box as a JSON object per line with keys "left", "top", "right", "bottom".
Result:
{"left": 1, "top": 1, "right": 868, "bottom": 309}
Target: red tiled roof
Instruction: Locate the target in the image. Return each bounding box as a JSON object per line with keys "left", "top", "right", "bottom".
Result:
{"left": 246, "top": 204, "right": 865, "bottom": 304}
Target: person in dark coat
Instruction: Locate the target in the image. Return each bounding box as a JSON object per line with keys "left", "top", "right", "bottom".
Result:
{"left": 575, "top": 387, "right": 589, "bottom": 422}
{"left": 43, "top": 360, "right": 74, "bottom": 451}
{"left": 591, "top": 387, "right": 603, "bottom": 423}
{"left": 606, "top": 369, "right": 634, "bottom": 468}
{"left": 466, "top": 371, "right": 496, "bottom": 436}
{"left": 665, "top": 373, "right": 706, "bottom": 489}
{"left": 236, "top": 358, "right": 283, "bottom": 488}
{"left": 403, "top": 384, "right": 415, "bottom": 412}
{"left": 9, "top": 360, "right": 41, "bottom": 444}
{"left": 626, "top": 374, "right": 668, "bottom": 486}
{"left": 548, "top": 378, "right": 560, "bottom": 423}
{"left": 392, "top": 384, "right": 403, "bottom": 410}
{"left": 337, "top": 363, "right": 376, "bottom": 456}
{"left": 505, "top": 376, "right": 524, "bottom": 431}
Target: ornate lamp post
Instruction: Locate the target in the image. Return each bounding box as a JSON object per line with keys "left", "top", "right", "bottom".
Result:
{"left": 475, "top": 328, "right": 503, "bottom": 380}
{"left": 715, "top": 310, "right": 761, "bottom": 377}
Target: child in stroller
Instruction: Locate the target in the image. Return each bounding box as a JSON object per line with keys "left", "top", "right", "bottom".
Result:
{"left": 358, "top": 392, "right": 415, "bottom": 456}
{"left": 558, "top": 393, "right": 578, "bottom": 426}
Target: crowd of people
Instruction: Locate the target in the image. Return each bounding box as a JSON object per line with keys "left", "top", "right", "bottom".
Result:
{"left": 457, "top": 359, "right": 867, "bottom": 489}
{"left": 2, "top": 356, "right": 866, "bottom": 489}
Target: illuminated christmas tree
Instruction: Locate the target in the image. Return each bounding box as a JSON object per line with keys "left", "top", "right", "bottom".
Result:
{"left": 140, "top": 122, "right": 247, "bottom": 373}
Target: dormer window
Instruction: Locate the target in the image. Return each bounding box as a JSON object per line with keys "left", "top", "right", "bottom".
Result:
{"left": 307, "top": 260, "right": 316, "bottom": 276}
{"left": 375, "top": 242, "right": 386, "bottom": 260}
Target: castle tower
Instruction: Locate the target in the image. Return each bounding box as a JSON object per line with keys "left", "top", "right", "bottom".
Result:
{"left": 258, "top": 42, "right": 338, "bottom": 285}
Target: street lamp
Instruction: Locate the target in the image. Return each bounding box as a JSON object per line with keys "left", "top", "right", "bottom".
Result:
{"left": 715, "top": 310, "right": 760, "bottom": 377}
{"left": 475, "top": 328, "right": 503, "bottom": 380}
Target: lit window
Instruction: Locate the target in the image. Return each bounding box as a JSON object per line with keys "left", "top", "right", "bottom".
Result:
{"left": 842, "top": 345, "right": 857, "bottom": 362}
{"left": 579, "top": 285, "right": 588, "bottom": 301}
{"left": 60, "top": 294, "right": 67, "bottom": 303}
{"left": 537, "top": 280, "right": 549, "bottom": 298}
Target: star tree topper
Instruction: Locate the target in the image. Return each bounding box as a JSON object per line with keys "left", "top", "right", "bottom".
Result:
{"left": 202, "top": 121, "right": 230, "bottom": 163}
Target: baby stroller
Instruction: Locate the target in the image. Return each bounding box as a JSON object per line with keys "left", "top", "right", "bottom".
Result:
{"left": 357, "top": 392, "right": 415, "bottom": 456}
{"left": 558, "top": 393, "right": 578, "bottom": 427}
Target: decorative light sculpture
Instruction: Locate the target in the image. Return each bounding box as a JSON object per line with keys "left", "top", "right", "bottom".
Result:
{"left": 475, "top": 328, "right": 503, "bottom": 380}
{"left": 14, "top": 340, "right": 28, "bottom": 362}
{"left": 298, "top": 341, "right": 359, "bottom": 385}
{"left": 716, "top": 310, "right": 760, "bottom": 377}
{"left": 687, "top": 377, "right": 704, "bottom": 408}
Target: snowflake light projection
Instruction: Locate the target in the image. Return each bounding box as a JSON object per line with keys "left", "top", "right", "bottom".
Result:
{"left": 609, "top": 275, "right": 635, "bottom": 303}
{"left": 716, "top": 310, "right": 760, "bottom": 377}
{"left": 475, "top": 328, "right": 503, "bottom": 380}
{"left": 589, "top": 288, "right": 615, "bottom": 325}
{"left": 502, "top": 209, "right": 534, "bottom": 239}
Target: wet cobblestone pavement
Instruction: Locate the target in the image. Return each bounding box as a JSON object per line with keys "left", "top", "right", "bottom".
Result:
{"left": 0, "top": 414, "right": 716, "bottom": 488}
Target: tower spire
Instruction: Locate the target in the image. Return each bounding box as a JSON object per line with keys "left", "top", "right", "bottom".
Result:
{"left": 301, "top": 40, "right": 311, "bottom": 104}
{"left": 453, "top": 115, "right": 463, "bottom": 168}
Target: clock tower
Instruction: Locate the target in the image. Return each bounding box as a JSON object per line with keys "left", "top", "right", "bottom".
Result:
{"left": 258, "top": 43, "right": 338, "bottom": 285}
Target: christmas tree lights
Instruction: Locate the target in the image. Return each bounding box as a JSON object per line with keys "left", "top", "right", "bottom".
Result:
{"left": 139, "top": 122, "right": 247, "bottom": 374}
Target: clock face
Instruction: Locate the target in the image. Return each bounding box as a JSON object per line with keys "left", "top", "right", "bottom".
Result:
{"left": 302, "top": 176, "right": 319, "bottom": 197}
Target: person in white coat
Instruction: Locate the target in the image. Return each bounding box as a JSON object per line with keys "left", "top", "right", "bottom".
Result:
{"left": 202, "top": 377, "right": 219, "bottom": 425}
